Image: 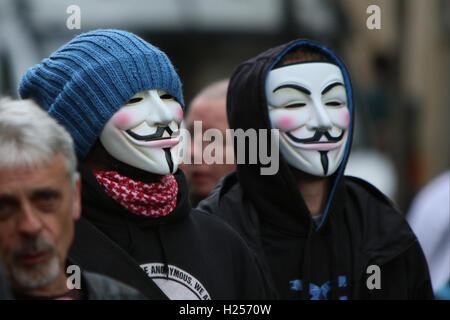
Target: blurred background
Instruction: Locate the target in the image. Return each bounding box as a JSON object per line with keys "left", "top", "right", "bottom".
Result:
{"left": 0, "top": 0, "right": 448, "bottom": 213}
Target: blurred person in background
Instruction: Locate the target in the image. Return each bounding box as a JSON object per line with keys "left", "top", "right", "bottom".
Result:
{"left": 0, "top": 98, "right": 146, "bottom": 300}
{"left": 407, "top": 170, "right": 450, "bottom": 300}
{"left": 19, "top": 30, "right": 269, "bottom": 300}
{"left": 198, "top": 40, "right": 434, "bottom": 299}
{"left": 360, "top": 53, "right": 394, "bottom": 152}
{"left": 183, "top": 79, "right": 236, "bottom": 206}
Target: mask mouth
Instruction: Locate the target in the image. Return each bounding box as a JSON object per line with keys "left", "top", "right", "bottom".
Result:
{"left": 125, "top": 125, "right": 176, "bottom": 140}
{"left": 286, "top": 129, "right": 344, "bottom": 143}
{"left": 284, "top": 129, "right": 346, "bottom": 151}
{"left": 123, "top": 125, "right": 180, "bottom": 148}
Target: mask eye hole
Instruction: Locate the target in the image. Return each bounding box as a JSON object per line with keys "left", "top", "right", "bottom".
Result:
{"left": 325, "top": 101, "right": 342, "bottom": 107}
{"left": 126, "top": 97, "right": 143, "bottom": 105}
{"left": 160, "top": 93, "right": 174, "bottom": 100}
{"left": 284, "top": 103, "right": 306, "bottom": 109}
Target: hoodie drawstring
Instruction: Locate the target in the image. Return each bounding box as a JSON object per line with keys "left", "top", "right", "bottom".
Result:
{"left": 343, "top": 210, "right": 355, "bottom": 300}
{"left": 157, "top": 224, "right": 170, "bottom": 279}
{"left": 329, "top": 212, "right": 353, "bottom": 300}
{"left": 329, "top": 215, "right": 339, "bottom": 300}
{"left": 125, "top": 218, "right": 169, "bottom": 279}
{"left": 125, "top": 218, "right": 136, "bottom": 254}
{"left": 301, "top": 229, "right": 313, "bottom": 299}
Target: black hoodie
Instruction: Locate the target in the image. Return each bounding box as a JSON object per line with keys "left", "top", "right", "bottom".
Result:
{"left": 68, "top": 165, "right": 268, "bottom": 300}
{"left": 197, "top": 39, "right": 434, "bottom": 300}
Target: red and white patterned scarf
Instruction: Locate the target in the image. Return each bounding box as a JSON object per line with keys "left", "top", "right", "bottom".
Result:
{"left": 93, "top": 171, "right": 178, "bottom": 218}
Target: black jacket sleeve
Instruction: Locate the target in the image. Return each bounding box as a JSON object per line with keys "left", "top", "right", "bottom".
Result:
{"left": 404, "top": 242, "right": 434, "bottom": 299}
{"left": 0, "top": 262, "right": 13, "bottom": 300}
{"left": 371, "top": 241, "right": 435, "bottom": 300}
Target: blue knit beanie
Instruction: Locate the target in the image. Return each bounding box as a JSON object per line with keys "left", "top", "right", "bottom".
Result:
{"left": 19, "top": 29, "right": 184, "bottom": 159}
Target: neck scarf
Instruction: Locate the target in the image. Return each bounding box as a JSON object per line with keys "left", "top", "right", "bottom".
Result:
{"left": 94, "top": 171, "right": 178, "bottom": 218}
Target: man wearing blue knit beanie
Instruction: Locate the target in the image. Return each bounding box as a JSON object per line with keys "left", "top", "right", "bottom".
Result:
{"left": 19, "top": 29, "right": 269, "bottom": 300}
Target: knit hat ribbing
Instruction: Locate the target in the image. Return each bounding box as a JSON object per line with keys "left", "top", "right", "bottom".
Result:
{"left": 18, "top": 29, "right": 184, "bottom": 159}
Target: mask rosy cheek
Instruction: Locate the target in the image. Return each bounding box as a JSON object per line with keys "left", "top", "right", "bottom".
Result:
{"left": 111, "top": 111, "right": 132, "bottom": 129}
{"left": 274, "top": 115, "right": 295, "bottom": 131}
{"left": 342, "top": 109, "right": 350, "bottom": 127}
{"left": 175, "top": 105, "right": 184, "bottom": 122}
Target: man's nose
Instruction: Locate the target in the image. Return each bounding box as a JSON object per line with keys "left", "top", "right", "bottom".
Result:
{"left": 307, "top": 99, "right": 332, "bottom": 131}
{"left": 146, "top": 91, "right": 174, "bottom": 125}
{"left": 17, "top": 203, "right": 43, "bottom": 236}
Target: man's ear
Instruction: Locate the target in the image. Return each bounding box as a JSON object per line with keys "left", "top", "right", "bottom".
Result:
{"left": 72, "top": 173, "right": 82, "bottom": 221}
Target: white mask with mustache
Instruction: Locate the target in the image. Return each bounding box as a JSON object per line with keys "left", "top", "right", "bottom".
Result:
{"left": 266, "top": 62, "right": 350, "bottom": 176}
{"left": 100, "top": 90, "right": 184, "bottom": 175}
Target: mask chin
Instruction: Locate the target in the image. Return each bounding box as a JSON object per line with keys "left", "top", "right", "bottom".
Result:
{"left": 279, "top": 134, "right": 346, "bottom": 177}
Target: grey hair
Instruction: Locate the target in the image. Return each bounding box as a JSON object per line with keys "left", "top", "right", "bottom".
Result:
{"left": 0, "top": 98, "right": 79, "bottom": 186}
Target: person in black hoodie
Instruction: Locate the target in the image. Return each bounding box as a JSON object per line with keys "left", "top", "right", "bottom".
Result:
{"left": 18, "top": 29, "right": 268, "bottom": 300}
{"left": 197, "top": 40, "right": 434, "bottom": 300}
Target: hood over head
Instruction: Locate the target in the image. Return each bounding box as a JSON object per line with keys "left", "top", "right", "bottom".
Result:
{"left": 226, "top": 39, "right": 354, "bottom": 234}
